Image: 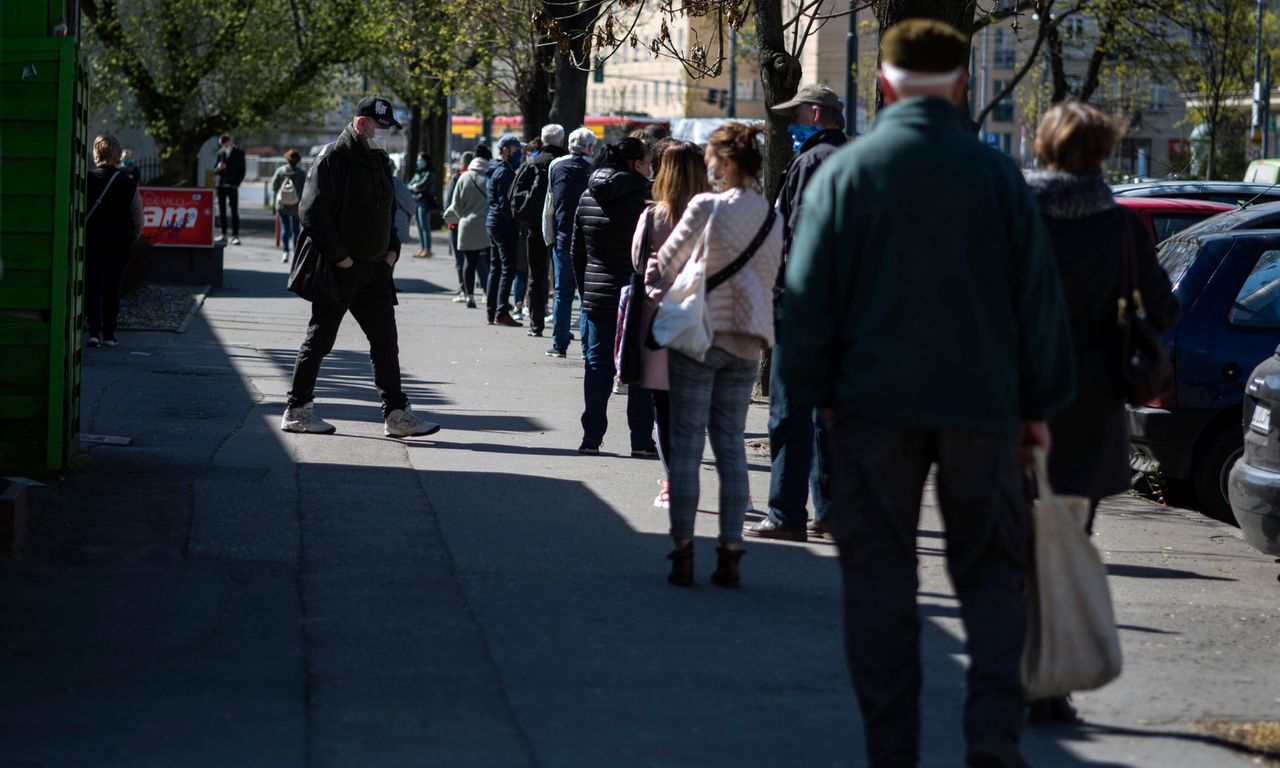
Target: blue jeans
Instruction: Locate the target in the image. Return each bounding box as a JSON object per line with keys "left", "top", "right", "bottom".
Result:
{"left": 667, "top": 347, "right": 757, "bottom": 543}
{"left": 280, "top": 214, "right": 300, "bottom": 255}
{"left": 767, "top": 340, "right": 831, "bottom": 529}
{"left": 414, "top": 202, "right": 432, "bottom": 252}
{"left": 551, "top": 247, "right": 576, "bottom": 351}
{"left": 581, "top": 311, "right": 655, "bottom": 450}
{"left": 513, "top": 271, "right": 528, "bottom": 308}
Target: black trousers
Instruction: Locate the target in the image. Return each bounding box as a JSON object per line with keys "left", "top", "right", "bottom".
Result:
{"left": 216, "top": 186, "right": 239, "bottom": 237}
{"left": 287, "top": 260, "right": 409, "bottom": 418}
{"left": 524, "top": 227, "right": 550, "bottom": 333}
{"left": 826, "top": 415, "right": 1030, "bottom": 768}
{"left": 486, "top": 226, "right": 518, "bottom": 319}
{"left": 84, "top": 245, "right": 130, "bottom": 339}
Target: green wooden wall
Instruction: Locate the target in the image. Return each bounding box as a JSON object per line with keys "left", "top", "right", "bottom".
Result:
{"left": 0, "top": 35, "right": 87, "bottom": 471}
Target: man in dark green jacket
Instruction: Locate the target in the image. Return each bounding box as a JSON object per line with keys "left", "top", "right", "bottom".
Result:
{"left": 781, "top": 20, "right": 1074, "bottom": 768}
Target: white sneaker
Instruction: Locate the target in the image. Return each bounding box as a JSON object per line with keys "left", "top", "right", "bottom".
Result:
{"left": 281, "top": 402, "right": 336, "bottom": 434}
{"left": 513, "top": 304, "right": 525, "bottom": 321}
{"left": 282, "top": 251, "right": 289, "bottom": 263}
{"left": 384, "top": 406, "right": 441, "bottom": 438}
{"left": 231, "top": 237, "right": 242, "bottom": 245}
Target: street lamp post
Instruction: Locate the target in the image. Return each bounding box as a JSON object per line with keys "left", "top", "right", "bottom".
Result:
{"left": 846, "top": 8, "right": 857, "bottom": 135}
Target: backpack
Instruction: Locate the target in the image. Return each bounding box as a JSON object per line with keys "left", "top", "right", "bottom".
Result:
{"left": 510, "top": 161, "right": 548, "bottom": 228}
{"left": 277, "top": 173, "right": 300, "bottom": 207}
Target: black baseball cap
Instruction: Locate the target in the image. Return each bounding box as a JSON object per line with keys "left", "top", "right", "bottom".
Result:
{"left": 355, "top": 96, "right": 403, "bottom": 129}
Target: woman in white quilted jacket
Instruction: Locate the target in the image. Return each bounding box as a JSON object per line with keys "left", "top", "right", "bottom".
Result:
{"left": 650, "top": 123, "right": 783, "bottom": 588}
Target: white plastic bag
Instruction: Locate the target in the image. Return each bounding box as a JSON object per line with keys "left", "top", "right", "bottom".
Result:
{"left": 651, "top": 200, "right": 719, "bottom": 361}
{"left": 1021, "top": 448, "right": 1124, "bottom": 700}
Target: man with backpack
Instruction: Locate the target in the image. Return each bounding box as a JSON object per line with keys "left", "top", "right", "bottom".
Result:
{"left": 272, "top": 149, "right": 306, "bottom": 263}
{"left": 510, "top": 124, "right": 567, "bottom": 337}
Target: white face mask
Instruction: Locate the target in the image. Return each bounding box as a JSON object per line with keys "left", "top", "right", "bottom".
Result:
{"left": 706, "top": 167, "right": 722, "bottom": 191}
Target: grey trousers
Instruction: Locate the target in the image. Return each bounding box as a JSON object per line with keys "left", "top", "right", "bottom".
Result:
{"left": 666, "top": 347, "right": 757, "bottom": 543}
{"left": 825, "top": 414, "right": 1031, "bottom": 767}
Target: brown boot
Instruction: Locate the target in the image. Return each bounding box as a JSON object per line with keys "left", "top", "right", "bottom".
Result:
{"left": 710, "top": 546, "right": 744, "bottom": 588}
{"left": 667, "top": 542, "right": 694, "bottom": 586}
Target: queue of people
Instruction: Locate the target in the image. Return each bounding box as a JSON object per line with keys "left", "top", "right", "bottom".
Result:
{"left": 81, "top": 18, "right": 1179, "bottom": 766}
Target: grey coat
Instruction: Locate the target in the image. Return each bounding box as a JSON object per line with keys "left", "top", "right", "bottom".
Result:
{"left": 448, "top": 159, "right": 492, "bottom": 252}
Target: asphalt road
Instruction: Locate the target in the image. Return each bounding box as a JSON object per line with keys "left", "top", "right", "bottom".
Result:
{"left": 1, "top": 215, "right": 1277, "bottom": 767}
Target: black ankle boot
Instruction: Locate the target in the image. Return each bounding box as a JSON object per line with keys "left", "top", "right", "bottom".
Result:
{"left": 710, "top": 546, "right": 745, "bottom": 588}
{"left": 667, "top": 542, "right": 694, "bottom": 586}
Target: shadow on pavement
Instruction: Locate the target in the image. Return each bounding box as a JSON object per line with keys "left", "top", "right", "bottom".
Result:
{"left": 1105, "top": 563, "right": 1237, "bottom": 582}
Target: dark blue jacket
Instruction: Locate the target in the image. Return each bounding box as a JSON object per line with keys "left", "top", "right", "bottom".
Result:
{"left": 549, "top": 152, "right": 593, "bottom": 252}
{"left": 486, "top": 158, "right": 518, "bottom": 233}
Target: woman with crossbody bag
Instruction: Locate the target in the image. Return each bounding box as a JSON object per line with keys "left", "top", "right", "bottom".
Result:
{"left": 650, "top": 124, "right": 782, "bottom": 587}
{"left": 629, "top": 141, "right": 711, "bottom": 510}
{"left": 85, "top": 134, "right": 143, "bottom": 348}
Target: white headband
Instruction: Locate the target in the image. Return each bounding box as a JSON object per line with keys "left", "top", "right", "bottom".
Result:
{"left": 880, "top": 61, "right": 965, "bottom": 90}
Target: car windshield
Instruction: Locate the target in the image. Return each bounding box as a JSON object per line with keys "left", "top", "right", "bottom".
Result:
{"left": 1231, "top": 250, "right": 1280, "bottom": 327}
{"left": 1157, "top": 239, "right": 1200, "bottom": 286}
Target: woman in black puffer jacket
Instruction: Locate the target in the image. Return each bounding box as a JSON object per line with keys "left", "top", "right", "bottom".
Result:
{"left": 571, "top": 137, "right": 657, "bottom": 455}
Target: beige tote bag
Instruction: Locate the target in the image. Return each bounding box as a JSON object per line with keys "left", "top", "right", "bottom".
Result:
{"left": 1021, "top": 448, "right": 1124, "bottom": 700}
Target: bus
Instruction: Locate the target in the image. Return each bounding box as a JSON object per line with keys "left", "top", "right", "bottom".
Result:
{"left": 450, "top": 114, "right": 671, "bottom": 149}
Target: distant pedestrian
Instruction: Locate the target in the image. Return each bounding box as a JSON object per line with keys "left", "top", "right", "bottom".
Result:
{"left": 511, "top": 124, "right": 568, "bottom": 337}
{"left": 214, "top": 134, "right": 245, "bottom": 245}
{"left": 1024, "top": 102, "right": 1179, "bottom": 723}
{"left": 444, "top": 151, "right": 475, "bottom": 302}
{"left": 281, "top": 95, "right": 440, "bottom": 439}
{"left": 408, "top": 152, "right": 438, "bottom": 258}
{"left": 120, "top": 148, "right": 141, "bottom": 185}
{"left": 390, "top": 168, "right": 416, "bottom": 266}
{"left": 272, "top": 148, "right": 307, "bottom": 263}
{"left": 631, "top": 140, "right": 709, "bottom": 509}
{"left": 748, "top": 84, "right": 846, "bottom": 544}
{"left": 574, "top": 137, "right": 656, "bottom": 456}
{"left": 486, "top": 134, "right": 524, "bottom": 327}
{"left": 84, "top": 134, "right": 143, "bottom": 349}
{"left": 444, "top": 153, "right": 491, "bottom": 309}
{"left": 781, "top": 21, "right": 1075, "bottom": 767}
{"left": 542, "top": 126, "right": 598, "bottom": 357}
{"left": 651, "top": 125, "right": 781, "bottom": 588}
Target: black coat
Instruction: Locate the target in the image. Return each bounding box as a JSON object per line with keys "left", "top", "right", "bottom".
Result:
{"left": 1028, "top": 172, "right": 1180, "bottom": 500}
{"left": 571, "top": 166, "right": 650, "bottom": 316}
{"left": 215, "top": 145, "right": 246, "bottom": 188}
{"left": 299, "top": 125, "right": 400, "bottom": 263}
{"left": 86, "top": 166, "right": 140, "bottom": 257}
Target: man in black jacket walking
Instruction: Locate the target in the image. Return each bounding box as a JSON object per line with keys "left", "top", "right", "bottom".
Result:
{"left": 748, "top": 84, "right": 846, "bottom": 543}
{"left": 510, "top": 124, "right": 568, "bottom": 337}
{"left": 281, "top": 96, "right": 440, "bottom": 439}
{"left": 214, "top": 134, "right": 246, "bottom": 245}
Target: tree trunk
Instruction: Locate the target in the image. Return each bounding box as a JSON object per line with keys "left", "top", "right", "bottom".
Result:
{"left": 547, "top": 0, "right": 598, "bottom": 130}
{"left": 1047, "top": 25, "right": 1070, "bottom": 102}
{"left": 521, "top": 42, "right": 556, "bottom": 139}
{"left": 753, "top": 0, "right": 802, "bottom": 398}
{"left": 157, "top": 135, "right": 206, "bottom": 187}
{"left": 425, "top": 93, "right": 450, "bottom": 227}
{"left": 404, "top": 103, "right": 423, "bottom": 182}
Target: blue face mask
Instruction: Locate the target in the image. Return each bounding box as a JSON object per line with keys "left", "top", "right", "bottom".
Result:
{"left": 509, "top": 150, "right": 522, "bottom": 167}
{"left": 416, "top": 160, "right": 426, "bottom": 171}
{"left": 788, "top": 123, "right": 821, "bottom": 152}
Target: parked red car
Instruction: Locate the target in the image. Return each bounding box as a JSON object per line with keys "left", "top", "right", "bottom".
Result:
{"left": 1114, "top": 197, "right": 1236, "bottom": 244}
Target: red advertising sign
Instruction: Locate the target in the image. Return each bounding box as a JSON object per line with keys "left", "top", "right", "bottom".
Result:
{"left": 138, "top": 187, "right": 215, "bottom": 248}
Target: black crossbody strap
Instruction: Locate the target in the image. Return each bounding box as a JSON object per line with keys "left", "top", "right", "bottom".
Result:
{"left": 706, "top": 206, "right": 776, "bottom": 293}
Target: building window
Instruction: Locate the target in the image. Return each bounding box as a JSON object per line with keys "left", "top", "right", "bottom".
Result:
{"left": 1066, "top": 17, "right": 1086, "bottom": 40}
{"left": 1150, "top": 83, "right": 1167, "bottom": 113}
{"left": 991, "top": 79, "right": 1014, "bottom": 123}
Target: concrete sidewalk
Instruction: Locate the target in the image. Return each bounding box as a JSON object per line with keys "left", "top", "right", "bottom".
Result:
{"left": 1, "top": 224, "right": 1277, "bottom": 767}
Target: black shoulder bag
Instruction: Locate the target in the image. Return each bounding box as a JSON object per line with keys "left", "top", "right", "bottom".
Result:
{"left": 618, "top": 207, "right": 654, "bottom": 384}
{"left": 1117, "top": 219, "right": 1172, "bottom": 405}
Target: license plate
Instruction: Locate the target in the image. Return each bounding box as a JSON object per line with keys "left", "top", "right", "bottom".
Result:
{"left": 1250, "top": 404, "right": 1271, "bottom": 434}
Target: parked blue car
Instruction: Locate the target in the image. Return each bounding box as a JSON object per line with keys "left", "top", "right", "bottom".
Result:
{"left": 1129, "top": 229, "right": 1280, "bottom": 523}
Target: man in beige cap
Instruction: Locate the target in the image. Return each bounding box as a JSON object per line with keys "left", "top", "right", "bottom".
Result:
{"left": 749, "top": 83, "right": 846, "bottom": 543}
{"left": 782, "top": 19, "right": 1074, "bottom": 768}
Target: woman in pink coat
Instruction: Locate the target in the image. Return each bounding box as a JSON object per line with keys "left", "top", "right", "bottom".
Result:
{"left": 631, "top": 141, "right": 710, "bottom": 510}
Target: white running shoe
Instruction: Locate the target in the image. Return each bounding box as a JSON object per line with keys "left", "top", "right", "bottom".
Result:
{"left": 384, "top": 406, "right": 441, "bottom": 438}
{"left": 653, "top": 479, "right": 670, "bottom": 510}
{"left": 281, "top": 402, "right": 336, "bottom": 434}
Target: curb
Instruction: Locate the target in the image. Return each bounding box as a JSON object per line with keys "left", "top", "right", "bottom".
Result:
{"left": 176, "top": 286, "right": 211, "bottom": 334}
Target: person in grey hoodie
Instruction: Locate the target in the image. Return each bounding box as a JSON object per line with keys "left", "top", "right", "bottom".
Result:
{"left": 445, "top": 155, "right": 493, "bottom": 308}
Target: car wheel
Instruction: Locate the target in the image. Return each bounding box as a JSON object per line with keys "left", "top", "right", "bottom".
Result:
{"left": 1192, "top": 426, "right": 1243, "bottom": 526}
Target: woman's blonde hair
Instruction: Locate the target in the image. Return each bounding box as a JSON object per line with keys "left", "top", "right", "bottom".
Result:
{"left": 652, "top": 141, "right": 709, "bottom": 221}
{"left": 93, "top": 134, "right": 123, "bottom": 167}
{"left": 1034, "top": 101, "right": 1124, "bottom": 174}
